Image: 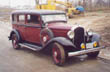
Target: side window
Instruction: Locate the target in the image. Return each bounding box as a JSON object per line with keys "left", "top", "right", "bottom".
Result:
{"left": 12, "top": 14, "right": 17, "bottom": 23}
{"left": 18, "top": 15, "right": 25, "bottom": 23}
{"left": 27, "top": 14, "right": 40, "bottom": 24}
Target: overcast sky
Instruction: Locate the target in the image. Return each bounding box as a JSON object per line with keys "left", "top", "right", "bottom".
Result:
{"left": 0, "top": 0, "right": 74, "bottom": 7}
{"left": 0, "top": 0, "right": 36, "bottom": 7}
{"left": 0, "top": 0, "right": 108, "bottom": 7}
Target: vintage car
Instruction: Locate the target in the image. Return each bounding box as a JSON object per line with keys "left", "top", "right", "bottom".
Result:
{"left": 9, "top": 10, "right": 105, "bottom": 66}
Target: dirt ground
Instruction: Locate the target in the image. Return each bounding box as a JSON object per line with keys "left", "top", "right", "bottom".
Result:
{"left": 0, "top": 7, "right": 110, "bottom": 72}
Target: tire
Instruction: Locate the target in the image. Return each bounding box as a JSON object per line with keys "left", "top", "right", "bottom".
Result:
{"left": 12, "top": 34, "right": 20, "bottom": 49}
{"left": 40, "top": 29, "right": 54, "bottom": 46}
{"left": 87, "top": 43, "right": 100, "bottom": 58}
{"left": 87, "top": 51, "right": 99, "bottom": 58}
{"left": 52, "top": 43, "right": 66, "bottom": 66}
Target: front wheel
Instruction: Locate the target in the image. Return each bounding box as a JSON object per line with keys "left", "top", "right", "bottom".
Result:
{"left": 52, "top": 43, "right": 66, "bottom": 66}
{"left": 87, "top": 51, "right": 99, "bottom": 58}
{"left": 12, "top": 34, "right": 20, "bottom": 49}
{"left": 87, "top": 43, "right": 100, "bottom": 58}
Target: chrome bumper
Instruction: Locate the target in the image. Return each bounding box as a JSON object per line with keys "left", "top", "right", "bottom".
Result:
{"left": 68, "top": 46, "right": 105, "bottom": 57}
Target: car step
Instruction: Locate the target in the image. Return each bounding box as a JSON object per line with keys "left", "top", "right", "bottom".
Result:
{"left": 19, "top": 43, "right": 42, "bottom": 51}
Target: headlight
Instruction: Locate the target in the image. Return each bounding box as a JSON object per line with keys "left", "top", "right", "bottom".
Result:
{"left": 88, "top": 31, "right": 93, "bottom": 36}
{"left": 67, "top": 31, "right": 74, "bottom": 39}
{"left": 87, "top": 29, "right": 93, "bottom": 36}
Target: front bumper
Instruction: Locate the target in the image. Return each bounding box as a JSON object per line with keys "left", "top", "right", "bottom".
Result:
{"left": 68, "top": 46, "right": 105, "bottom": 57}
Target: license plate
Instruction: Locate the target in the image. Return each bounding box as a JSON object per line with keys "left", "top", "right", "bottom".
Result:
{"left": 86, "top": 43, "right": 93, "bottom": 49}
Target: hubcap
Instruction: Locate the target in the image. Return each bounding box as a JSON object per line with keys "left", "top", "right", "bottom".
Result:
{"left": 54, "top": 51, "right": 57, "bottom": 57}
{"left": 12, "top": 35, "right": 18, "bottom": 48}
{"left": 13, "top": 40, "right": 17, "bottom": 48}
{"left": 53, "top": 47, "right": 61, "bottom": 63}
{"left": 41, "top": 34, "right": 50, "bottom": 45}
{"left": 43, "top": 36, "right": 47, "bottom": 42}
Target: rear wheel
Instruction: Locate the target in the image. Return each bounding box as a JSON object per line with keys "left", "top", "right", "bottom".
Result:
{"left": 52, "top": 43, "right": 66, "bottom": 66}
{"left": 12, "top": 34, "right": 20, "bottom": 49}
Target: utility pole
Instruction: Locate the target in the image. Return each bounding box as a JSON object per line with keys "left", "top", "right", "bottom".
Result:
{"left": 90, "top": 0, "right": 92, "bottom": 11}
{"left": 109, "top": 0, "right": 110, "bottom": 8}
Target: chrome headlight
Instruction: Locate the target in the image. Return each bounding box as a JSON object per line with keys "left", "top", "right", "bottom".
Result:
{"left": 87, "top": 29, "right": 93, "bottom": 36}
{"left": 67, "top": 30, "right": 74, "bottom": 39}
{"left": 88, "top": 31, "right": 93, "bottom": 36}
{"left": 67, "top": 25, "right": 81, "bottom": 39}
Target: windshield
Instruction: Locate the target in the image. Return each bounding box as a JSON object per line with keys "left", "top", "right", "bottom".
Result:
{"left": 41, "top": 14, "right": 67, "bottom": 23}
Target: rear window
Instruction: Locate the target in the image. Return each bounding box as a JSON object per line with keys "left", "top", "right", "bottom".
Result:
{"left": 12, "top": 14, "right": 26, "bottom": 23}
{"left": 12, "top": 14, "right": 18, "bottom": 23}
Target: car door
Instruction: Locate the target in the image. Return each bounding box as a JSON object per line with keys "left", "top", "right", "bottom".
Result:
{"left": 24, "top": 14, "right": 42, "bottom": 44}
{"left": 13, "top": 14, "right": 26, "bottom": 41}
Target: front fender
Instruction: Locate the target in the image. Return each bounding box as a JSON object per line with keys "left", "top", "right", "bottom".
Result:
{"left": 92, "top": 33, "right": 101, "bottom": 42}
{"left": 43, "top": 37, "right": 79, "bottom": 51}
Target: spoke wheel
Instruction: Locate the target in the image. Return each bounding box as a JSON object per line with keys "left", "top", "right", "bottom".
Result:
{"left": 52, "top": 43, "right": 66, "bottom": 66}
{"left": 12, "top": 34, "right": 20, "bottom": 49}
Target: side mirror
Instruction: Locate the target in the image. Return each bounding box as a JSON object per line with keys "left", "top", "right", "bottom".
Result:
{"left": 41, "top": 23, "right": 48, "bottom": 28}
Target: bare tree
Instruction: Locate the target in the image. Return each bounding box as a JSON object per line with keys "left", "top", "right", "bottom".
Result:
{"left": 83, "top": 0, "right": 86, "bottom": 10}
{"left": 89, "top": 0, "right": 92, "bottom": 11}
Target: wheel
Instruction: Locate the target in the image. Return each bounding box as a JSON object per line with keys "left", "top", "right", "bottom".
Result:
{"left": 87, "top": 43, "right": 100, "bottom": 58}
{"left": 52, "top": 43, "right": 66, "bottom": 66}
{"left": 40, "top": 29, "right": 54, "bottom": 46}
{"left": 12, "top": 34, "right": 20, "bottom": 49}
{"left": 87, "top": 51, "right": 99, "bottom": 58}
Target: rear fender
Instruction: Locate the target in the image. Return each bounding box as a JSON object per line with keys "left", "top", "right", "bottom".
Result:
{"left": 9, "top": 29, "right": 21, "bottom": 42}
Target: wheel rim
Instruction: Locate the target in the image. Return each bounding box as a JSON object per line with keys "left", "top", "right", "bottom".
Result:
{"left": 41, "top": 33, "right": 50, "bottom": 46}
{"left": 52, "top": 46, "right": 61, "bottom": 64}
{"left": 12, "top": 35, "right": 18, "bottom": 48}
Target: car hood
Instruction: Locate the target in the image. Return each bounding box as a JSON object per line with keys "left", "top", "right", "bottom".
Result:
{"left": 46, "top": 22, "right": 85, "bottom": 38}
{"left": 47, "top": 22, "right": 75, "bottom": 37}
{"left": 47, "top": 22, "right": 72, "bottom": 30}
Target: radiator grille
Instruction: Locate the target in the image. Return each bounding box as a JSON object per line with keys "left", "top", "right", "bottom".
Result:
{"left": 73, "top": 27, "right": 85, "bottom": 49}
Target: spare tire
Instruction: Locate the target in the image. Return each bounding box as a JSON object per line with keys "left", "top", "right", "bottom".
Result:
{"left": 40, "top": 28, "right": 54, "bottom": 46}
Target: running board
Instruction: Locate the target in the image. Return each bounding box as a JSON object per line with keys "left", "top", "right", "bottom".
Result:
{"left": 19, "top": 43, "right": 42, "bottom": 51}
